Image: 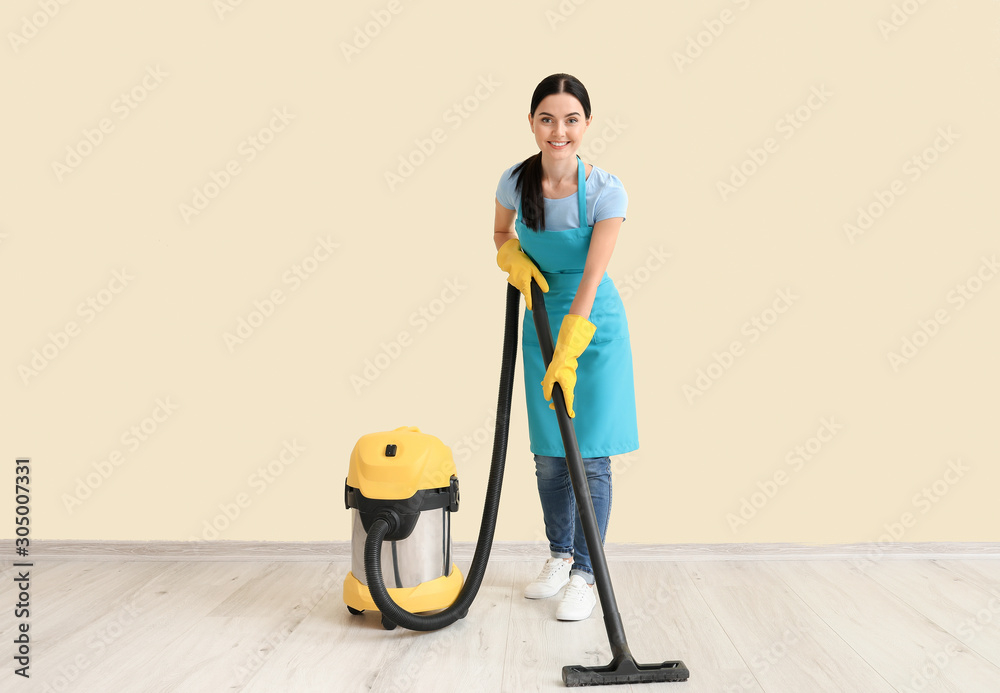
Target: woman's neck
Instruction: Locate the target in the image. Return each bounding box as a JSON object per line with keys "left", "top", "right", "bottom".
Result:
{"left": 540, "top": 153, "right": 579, "bottom": 189}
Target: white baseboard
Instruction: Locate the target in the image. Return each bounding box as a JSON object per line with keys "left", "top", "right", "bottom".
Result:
{"left": 2, "top": 540, "right": 999, "bottom": 562}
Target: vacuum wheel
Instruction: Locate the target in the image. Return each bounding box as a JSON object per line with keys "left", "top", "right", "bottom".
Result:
{"left": 381, "top": 615, "right": 397, "bottom": 630}
{"left": 347, "top": 606, "right": 364, "bottom": 615}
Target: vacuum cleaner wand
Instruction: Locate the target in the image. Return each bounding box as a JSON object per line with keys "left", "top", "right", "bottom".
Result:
{"left": 528, "top": 279, "right": 689, "bottom": 687}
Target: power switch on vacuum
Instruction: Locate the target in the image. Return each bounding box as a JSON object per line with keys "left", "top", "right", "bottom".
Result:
{"left": 385, "top": 444, "right": 397, "bottom": 457}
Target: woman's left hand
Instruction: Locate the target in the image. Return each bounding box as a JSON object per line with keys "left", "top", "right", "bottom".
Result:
{"left": 541, "top": 314, "right": 596, "bottom": 418}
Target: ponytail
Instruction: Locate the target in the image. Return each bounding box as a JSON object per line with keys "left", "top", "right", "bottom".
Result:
{"left": 512, "top": 152, "right": 545, "bottom": 232}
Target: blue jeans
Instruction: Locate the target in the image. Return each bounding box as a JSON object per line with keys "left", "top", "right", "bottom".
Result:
{"left": 533, "top": 454, "right": 612, "bottom": 585}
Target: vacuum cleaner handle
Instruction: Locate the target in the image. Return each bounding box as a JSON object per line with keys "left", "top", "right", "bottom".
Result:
{"left": 529, "top": 278, "right": 689, "bottom": 687}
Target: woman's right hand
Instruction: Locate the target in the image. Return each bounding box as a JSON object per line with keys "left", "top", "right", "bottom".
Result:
{"left": 496, "top": 238, "right": 548, "bottom": 310}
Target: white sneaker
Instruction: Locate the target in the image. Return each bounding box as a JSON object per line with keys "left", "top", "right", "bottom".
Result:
{"left": 556, "top": 575, "right": 596, "bottom": 620}
{"left": 524, "top": 557, "right": 572, "bottom": 599}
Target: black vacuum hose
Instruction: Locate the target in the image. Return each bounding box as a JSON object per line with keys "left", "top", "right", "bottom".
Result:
{"left": 363, "top": 282, "right": 520, "bottom": 631}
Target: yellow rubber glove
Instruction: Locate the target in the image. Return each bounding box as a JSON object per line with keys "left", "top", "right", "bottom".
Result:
{"left": 541, "top": 314, "right": 596, "bottom": 418}
{"left": 496, "top": 238, "right": 548, "bottom": 310}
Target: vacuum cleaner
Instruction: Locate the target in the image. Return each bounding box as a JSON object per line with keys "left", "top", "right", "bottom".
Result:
{"left": 344, "top": 279, "right": 689, "bottom": 686}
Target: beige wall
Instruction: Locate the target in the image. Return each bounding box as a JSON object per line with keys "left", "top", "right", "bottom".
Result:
{"left": 2, "top": 0, "right": 997, "bottom": 545}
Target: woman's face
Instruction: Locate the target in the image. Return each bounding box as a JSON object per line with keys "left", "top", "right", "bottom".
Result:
{"left": 529, "top": 93, "right": 591, "bottom": 162}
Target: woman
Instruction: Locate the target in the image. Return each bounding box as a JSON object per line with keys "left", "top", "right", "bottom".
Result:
{"left": 493, "top": 73, "right": 638, "bottom": 621}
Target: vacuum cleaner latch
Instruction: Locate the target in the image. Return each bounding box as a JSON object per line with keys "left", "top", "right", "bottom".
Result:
{"left": 448, "top": 475, "right": 459, "bottom": 512}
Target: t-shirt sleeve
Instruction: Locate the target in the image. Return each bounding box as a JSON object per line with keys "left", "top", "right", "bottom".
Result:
{"left": 495, "top": 166, "right": 516, "bottom": 210}
{"left": 595, "top": 173, "right": 627, "bottom": 223}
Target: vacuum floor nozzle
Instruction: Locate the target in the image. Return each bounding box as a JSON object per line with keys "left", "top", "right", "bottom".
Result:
{"left": 562, "top": 657, "right": 690, "bottom": 687}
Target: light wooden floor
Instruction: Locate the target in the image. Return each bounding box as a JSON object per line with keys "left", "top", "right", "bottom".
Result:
{"left": 2, "top": 557, "right": 999, "bottom": 692}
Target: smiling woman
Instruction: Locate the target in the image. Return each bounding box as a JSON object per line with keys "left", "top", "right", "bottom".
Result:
{"left": 492, "top": 73, "right": 636, "bottom": 623}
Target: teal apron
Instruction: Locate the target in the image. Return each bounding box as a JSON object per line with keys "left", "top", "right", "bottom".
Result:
{"left": 515, "top": 156, "right": 639, "bottom": 458}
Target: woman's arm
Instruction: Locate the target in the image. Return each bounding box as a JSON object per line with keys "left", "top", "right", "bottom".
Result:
{"left": 569, "top": 216, "right": 623, "bottom": 320}
{"left": 494, "top": 197, "right": 517, "bottom": 251}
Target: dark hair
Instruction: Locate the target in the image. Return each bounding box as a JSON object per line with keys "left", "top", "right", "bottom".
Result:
{"left": 512, "top": 73, "right": 592, "bottom": 233}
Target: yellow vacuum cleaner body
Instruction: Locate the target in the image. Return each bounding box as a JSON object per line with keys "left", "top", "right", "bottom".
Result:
{"left": 343, "top": 426, "right": 462, "bottom": 617}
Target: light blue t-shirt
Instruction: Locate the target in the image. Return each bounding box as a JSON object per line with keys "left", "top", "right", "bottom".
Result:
{"left": 495, "top": 160, "right": 628, "bottom": 230}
